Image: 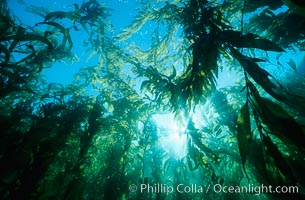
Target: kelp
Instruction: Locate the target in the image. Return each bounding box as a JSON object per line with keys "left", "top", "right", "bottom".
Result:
{"left": 230, "top": 47, "right": 289, "bottom": 102}
{"left": 0, "top": 1, "right": 117, "bottom": 199}
{"left": 42, "top": 0, "right": 111, "bottom": 54}
{"left": 237, "top": 102, "right": 251, "bottom": 179}
{"left": 37, "top": 21, "right": 73, "bottom": 51}
{"left": 14, "top": 44, "right": 36, "bottom": 65}
{"left": 44, "top": 11, "right": 81, "bottom": 22}
{"left": 0, "top": 13, "right": 13, "bottom": 35}
{"left": 243, "top": 0, "right": 283, "bottom": 13}
{"left": 283, "top": 0, "right": 305, "bottom": 17}
{"left": 124, "top": 0, "right": 290, "bottom": 114}
{"left": 117, "top": 10, "right": 154, "bottom": 41}
{"left": 246, "top": 9, "right": 305, "bottom": 48}
{"left": 239, "top": 80, "right": 305, "bottom": 192}
{"left": 117, "top": 3, "right": 182, "bottom": 41}
{"left": 251, "top": 91, "right": 305, "bottom": 153}
{"left": 117, "top": 1, "right": 305, "bottom": 194}
{"left": 222, "top": 30, "right": 284, "bottom": 52}
{"left": 1, "top": 0, "right": 305, "bottom": 199}
{"left": 2, "top": 33, "right": 53, "bottom": 50}
{"left": 0, "top": 43, "right": 10, "bottom": 66}
{"left": 261, "top": 134, "right": 296, "bottom": 184}
{"left": 44, "top": 0, "right": 111, "bottom": 24}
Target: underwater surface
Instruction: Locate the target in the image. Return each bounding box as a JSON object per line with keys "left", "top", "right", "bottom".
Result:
{"left": 1, "top": 0, "right": 305, "bottom": 199}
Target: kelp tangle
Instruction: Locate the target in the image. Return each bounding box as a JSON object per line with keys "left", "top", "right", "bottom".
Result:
{"left": 1, "top": 0, "right": 305, "bottom": 199}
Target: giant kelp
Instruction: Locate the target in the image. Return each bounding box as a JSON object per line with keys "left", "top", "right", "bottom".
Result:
{"left": 1, "top": 0, "right": 305, "bottom": 199}
{"left": 117, "top": 0, "right": 305, "bottom": 199}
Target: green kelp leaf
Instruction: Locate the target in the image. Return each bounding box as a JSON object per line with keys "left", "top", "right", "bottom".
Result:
{"left": 0, "top": 44, "right": 10, "bottom": 66}
{"left": 15, "top": 44, "right": 36, "bottom": 65}
{"left": 187, "top": 120, "right": 216, "bottom": 155}
{"left": 283, "top": 0, "right": 305, "bottom": 17}
{"left": 3, "top": 33, "right": 53, "bottom": 50}
{"left": 230, "top": 47, "right": 287, "bottom": 102}
{"left": 224, "top": 30, "right": 284, "bottom": 52}
{"left": 262, "top": 134, "right": 296, "bottom": 183}
{"left": 44, "top": 11, "right": 80, "bottom": 22}
{"left": 285, "top": 156, "right": 305, "bottom": 187}
{"left": 237, "top": 102, "right": 252, "bottom": 179}
{"left": 187, "top": 140, "right": 204, "bottom": 171}
{"left": 187, "top": 154, "right": 200, "bottom": 171}
{"left": 246, "top": 139, "right": 271, "bottom": 183}
{"left": 117, "top": 10, "right": 153, "bottom": 41}
{"left": 38, "top": 22, "right": 73, "bottom": 51}
{"left": 169, "top": 66, "right": 177, "bottom": 80}
{"left": 257, "top": 97, "right": 305, "bottom": 152}
{"left": 262, "top": 144, "right": 285, "bottom": 185}
{"left": 0, "top": 14, "right": 13, "bottom": 35}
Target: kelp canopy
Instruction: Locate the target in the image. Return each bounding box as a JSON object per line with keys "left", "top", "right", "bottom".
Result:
{"left": 1, "top": 0, "right": 305, "bottom": 199}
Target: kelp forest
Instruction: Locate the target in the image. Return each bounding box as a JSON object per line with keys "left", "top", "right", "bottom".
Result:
{"left": 1, "top": 0, "right": 305, "bottom": 199}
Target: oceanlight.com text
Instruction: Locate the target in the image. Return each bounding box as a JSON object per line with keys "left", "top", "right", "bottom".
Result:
{"left": 129, "top": 183, "right": 299, "bottom": 195}
{"left": 212, "top": 184, "right": 299, "bottom": 195}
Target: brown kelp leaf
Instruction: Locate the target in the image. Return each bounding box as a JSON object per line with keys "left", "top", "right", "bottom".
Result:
{"left": 187, "top": 120, "right": 216, "bottom": 155}
{"left": 262, "top": 134, "right": 296, "bottom": 183}
{"left": 186, "top": 140, "right": 206, "bottom": 171}
{"left": 223, "top": 30, "right": 284, "bottom": 52}
{"left": 247, "top": 139, "right": 273, "bottom": 184}
{"left": 262, "top": 144, "right": 285, "bottom": 185}
{"left": 0, "top": 44, "right": 10, "bottom": 66}
{"left": 230, "top": 47, "right": 287, "bottom": 102}
{"left": 38, "top": 22, "right": 73, "bottom": 50}
{"left": 283, "top": 0, "right": 305, "bottom": 17}
{"left": 237, "top": 102, "right": 252, "bottom": 178}
{"left": 0, "top": 14, "right": 13, "bottom": 35}
{"left": 14, "top": 44, "right": 36, "bottom": 65}
{"left": 257, "top": 97, "right": 305, "bottom": 151}
{"left": 44, "top": 11, "right": 80, "bottom": 22}
{"left": 3, "top": 33, "right": 53, "bottom": 50}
